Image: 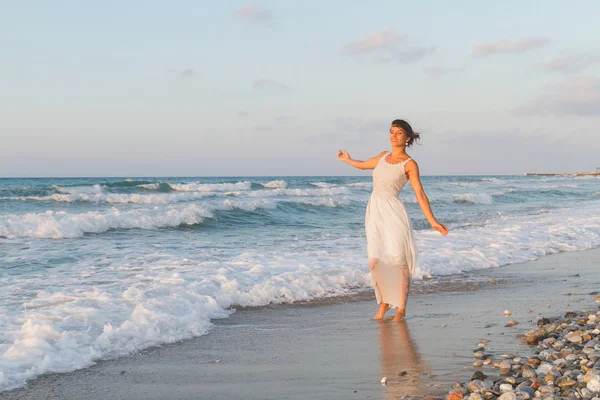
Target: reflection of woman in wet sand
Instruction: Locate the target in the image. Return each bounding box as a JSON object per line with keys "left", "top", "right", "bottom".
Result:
{"left": 379, "top": 320, "right": 429, "bottom": 398}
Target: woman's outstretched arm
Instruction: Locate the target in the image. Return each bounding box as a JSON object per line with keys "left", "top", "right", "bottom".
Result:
{"left": 405, "top": 160, "right": 449, "bottom": 236}
{"left": 337, "top": 150, "right": 387, "bottom": 170}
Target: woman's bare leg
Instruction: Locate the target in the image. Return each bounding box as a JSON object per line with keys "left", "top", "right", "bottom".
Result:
{"left": 392, "top": 265, "right": 410, "bottom": 322}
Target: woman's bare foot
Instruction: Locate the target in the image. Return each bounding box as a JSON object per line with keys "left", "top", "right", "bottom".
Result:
{"left": 391, "top": 308, "right": 406, "bottom": 322}
{"left": 373, "top": 303, "right": 391, "bottom": 320}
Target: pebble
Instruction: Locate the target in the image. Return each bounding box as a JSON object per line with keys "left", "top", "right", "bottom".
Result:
{"left": 498, "top": 393, "right": 516, "bottom": 400}
{"left": 380, "top": 376, "right": 387, "bottom": 384}
{"left": 504, "top": 310, "right": 512, "bottom": 316}
{"left": 499, "top": 383, "right": 513, "bottom": 392}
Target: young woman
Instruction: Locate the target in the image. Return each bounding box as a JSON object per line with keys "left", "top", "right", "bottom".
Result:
{"left": 338, "top": 119, "right": 448, "bottom": 322}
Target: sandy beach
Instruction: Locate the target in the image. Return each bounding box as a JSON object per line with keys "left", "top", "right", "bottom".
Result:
{"left": 2, "top": 248, "right": 599, "bottom": 400}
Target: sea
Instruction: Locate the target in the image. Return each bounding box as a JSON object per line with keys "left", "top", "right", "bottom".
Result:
{"left": 1, "top": 174, "right": 600, "bottom": 391}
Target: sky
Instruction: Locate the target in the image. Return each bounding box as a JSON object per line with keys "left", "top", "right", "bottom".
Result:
{"left": 1, "top": 0, "right": 600, "bottom": 177}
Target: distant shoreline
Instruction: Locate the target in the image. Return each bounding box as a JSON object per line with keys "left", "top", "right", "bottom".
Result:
{"left": 525, "top": 172, "right": 600, "bottom": 177}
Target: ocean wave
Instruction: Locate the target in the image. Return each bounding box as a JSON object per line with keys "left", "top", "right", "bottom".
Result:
{"left": 479, "top": 178, "right": 502, "bottom": 183}
{"left": 0, "top": 250, "right": 372, "bottom": 391}
{"left": 246, "top": 187, "right": 350, "bottom": 198}
{"left": 297, "top": 197, "right": 351, "bottom": 208}
{"left": 416, "top": 200, "right": 600, "bottom": 278}
{"left": 259, "top": 180, "right": 288, "bottom": 189}
{"left": 0, "top": 200, "right": 279, "bottom": 239}
{"left": 0, "top": 191, "right": 215, "bottom": 205}
{"left": 450, "top": 193, "right": 493, "bottom": 205}
{"left": 347, "top": 182, "right": 372, "bottom": 187}
{"left": 169, "top": 182, "right": 252, "bottom": 192}
{"left": 53, "top": 184, "right": 104, "bottom": 194}
{"left": 310, "top": 182, "right": 332, "bottom": 188}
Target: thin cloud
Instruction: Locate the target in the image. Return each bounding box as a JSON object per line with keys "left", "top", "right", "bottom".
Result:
{"left": 533, "top": 51, "right": 600, "bottom": 73}
{"left": 233, "top": 3, "right": 271, "bottom": 24}
{"left": 178, "top": 69, "right": 195, "bottom": 79}
{"left": 422, "top": 66, "right": 465, "bottom": 78}
{"left": 343, "top": 29, "right": 434, "bottom": 64}
{"left": 167, "top": 68, "right": 195, "bottom": 79}
{"left": 516, "top": 76, "right": 600, "bottom": 117}
{"left": 252, "top": 79, "right": 289, "bottom": 91}
{"left": 473, "top": 37, "right": 550, "bottom": 57}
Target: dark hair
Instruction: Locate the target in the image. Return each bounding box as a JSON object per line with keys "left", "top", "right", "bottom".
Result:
{"left": 391, "top": 119, "right": 421, "bottom": 148}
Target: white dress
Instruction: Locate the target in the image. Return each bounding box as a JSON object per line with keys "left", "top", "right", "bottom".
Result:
{"left": 365, "top": 152, "right": 418, "bottom": 309}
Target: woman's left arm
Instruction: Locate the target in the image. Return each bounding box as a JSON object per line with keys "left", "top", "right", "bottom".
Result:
{"left": 405, "top": 160, "right": 449, "bottom": 236}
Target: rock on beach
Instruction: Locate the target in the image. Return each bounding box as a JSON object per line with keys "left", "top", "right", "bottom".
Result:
{"left": 444, "top": 307, "right": 600, "bottom": 400}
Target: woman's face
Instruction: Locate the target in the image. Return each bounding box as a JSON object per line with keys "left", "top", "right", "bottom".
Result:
{"left": 389, "top": 126, "right": 408, "bottom": 147}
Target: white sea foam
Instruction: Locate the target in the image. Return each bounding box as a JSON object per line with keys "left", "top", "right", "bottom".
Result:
{"left": 450, "top": 193, "right": 493, "bottom": 205}
{"left": 479, "top": 178, "right": 502, "bottom": 183}
{"left": 0, "top": 191, "right": 215, "bottom": 205}
{"left": 414, "top": 200, "right": 600, "bottom": 278}
{"left": 347, "top": 182, "right": 372, "bottom": 187}
{"left": 260, "top": 180, "right": 288, "bottom": 189}
{"left": 0, "top": 200, "right": 277, "bottom": 239}
{"left": 247, "top": 187, "right": 350, "bottom": 198}
{"left": 297, "top": 197, "right": 351, "bottom": 207}
{"left": 310, "top": 182, "right": 332, "bottom": 188}
{"left": 137, "top": 183, "right": 160, "bottom": 190}
{"left": 169, "top": 181, "right": 252, "bottom": 192}
{"left": 53, "top": 184, "right": 103, "bottom": 194}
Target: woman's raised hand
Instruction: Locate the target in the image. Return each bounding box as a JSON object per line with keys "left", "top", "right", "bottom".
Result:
{"left": 431, "top": 221, "right": 449, "bottom": 236}
{"left": 337, "top": 149, "right": 350, "bottom": 162}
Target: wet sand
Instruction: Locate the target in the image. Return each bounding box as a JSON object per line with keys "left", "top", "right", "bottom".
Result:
{"left": 3, "top": 248, "right": 600, "bottom": 400}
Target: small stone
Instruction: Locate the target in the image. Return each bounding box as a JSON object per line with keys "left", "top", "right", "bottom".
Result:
{"left": 537, "top": 385, "right": 555, "bottom": 395}
{"left": 588, "top": 377, "right": 600, "bottom": 392}
{"left": 446, "top": 390, "right": 466, "bottom": 400}
{"left": 519, "top": 386, "right": 535, "bottom": 397}
{"left": 483, "top": 358, "right": 493, "bottom": 366}
{"left": 473, "top": 361, "right": 483, "bottom": 367}
{"left": 504, "top": 310, "right": 512, "bottom": 316}
{"left": 522, "top": 369, "right": 537, "bottom": 379}
{"left": 568, "top": 335, "right": 583, "bottom": 344}
{"left": 538, "top": 318, "right": 551, "bottom": 326}
{"left": 381, "top": 376, "right": 388, "bottom": 384}
{"left": 498, "top": 393, "right": 517, "bottom": 400}
{"left": 506, "top": 320, "right": 518, "bottom": 326}
{"left": 500, "top": 360, "right": 513, "bottom": 370}
{"left": 515, "top": 391, "right": 530, "bottom": 400}
{"left": 467, "top": 380, "right": 485, "bottom": 393}
{"left": 474, "top": 352, "right": 485, "bottom": 359}
{"left": 527, "top": 309, "right": 533, "bottom": 313}
{"left": 499, "top": 383, "right": 513, "bottom": 392}
{"left": 557, "top": 379, "right": 577, "bottom": 388}
{"left": 594, "top": 296, "right": 600, "bottom": 303}
{"left": 469, "top": 394, "right": 483, "bottom": 400}
{"left": 472, "top": 371, "right": 486, "bottom": 381}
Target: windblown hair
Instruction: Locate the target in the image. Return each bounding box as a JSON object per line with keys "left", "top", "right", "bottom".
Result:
{"left": 391, "top": 119, "right": 421, "bottom": 148}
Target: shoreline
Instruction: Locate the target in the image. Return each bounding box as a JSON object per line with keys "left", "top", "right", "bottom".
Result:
{"left": 3, "top": 248, "right": 600, "bottom": 399}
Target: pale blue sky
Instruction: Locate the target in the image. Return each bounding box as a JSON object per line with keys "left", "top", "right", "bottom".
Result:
{"left": 2, "top": 1, "right": 599, "bottom": 176}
